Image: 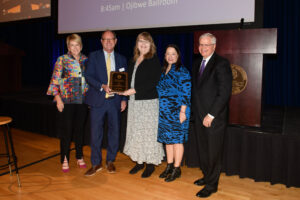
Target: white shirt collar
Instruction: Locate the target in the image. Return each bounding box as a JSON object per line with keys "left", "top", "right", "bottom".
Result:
{"left": 202, "top": 52, "right": 214, "bottom": 65}
{"left": 103, "top": 50, "right": 114, "bottom": 58}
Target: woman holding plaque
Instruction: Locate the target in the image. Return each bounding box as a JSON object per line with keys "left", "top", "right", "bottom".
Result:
{"left": 47, "top": 34, "right": 88, "bottom": 173}
{"left": 157, "top": 44, "right": 191, "bottom": 182}
{"left": 121, "top": 32, "right": 164, "bottom": 178}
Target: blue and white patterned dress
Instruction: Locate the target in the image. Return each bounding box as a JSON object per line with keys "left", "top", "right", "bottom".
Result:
{"left": 157, "top": 65, "right": 191, "bottom": 144}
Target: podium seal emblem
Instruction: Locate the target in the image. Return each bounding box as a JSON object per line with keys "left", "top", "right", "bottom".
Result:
{"left": 231, "top": 64, "right": 247, "bottom": 95}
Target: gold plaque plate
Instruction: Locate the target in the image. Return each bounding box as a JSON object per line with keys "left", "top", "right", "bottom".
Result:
{"left": 109, "top": 71, "right": 128, "bottom": 92}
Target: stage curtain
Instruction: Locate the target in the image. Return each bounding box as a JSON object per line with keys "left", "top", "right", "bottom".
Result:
{"left": 185, "top": 124, "right": 300, "bottom": 188}
{"left": 263, "top": 0, "right": 300, "bottom": 106}
{"left": 0, "top": 20, "right": 193, "bottom": 88}
{"left": 222, "top": 127, "right": 300, "bottom": 188}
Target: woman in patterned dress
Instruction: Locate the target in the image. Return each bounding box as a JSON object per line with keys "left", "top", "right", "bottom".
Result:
{"left": 121, "top": 32, "right": 164, "bottom": 178}
{"left": 47, "top": 34, "right": 88, "bottom": 172}
{"left": 157, "top": 44, "right": 191, "bottom": 182}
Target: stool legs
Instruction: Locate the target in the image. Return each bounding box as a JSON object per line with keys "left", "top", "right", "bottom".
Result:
{"left": 2, "top": 126, "right": 12, "bottom": 175}
{"left": 1, "top": 124, "right": 21, "bottom": 187}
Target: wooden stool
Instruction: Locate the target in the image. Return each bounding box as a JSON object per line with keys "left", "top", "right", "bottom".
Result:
{"left": 0, "top": 116, "right": 21, "bottom": 187}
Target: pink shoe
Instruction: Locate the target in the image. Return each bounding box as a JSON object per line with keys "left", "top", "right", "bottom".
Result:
{"left": 77, "top": 159, "right": 87, "bottom": 168}
{"left": 62, "top": 160, "right": 69, "bottom": 173}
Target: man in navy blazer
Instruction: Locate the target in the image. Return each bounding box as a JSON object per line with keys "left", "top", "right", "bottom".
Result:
{"left": 84, "top": 30, "right": 127, "bottom": 176}
{"left": 192, "top": 33, "right": 232, "bottom": 198}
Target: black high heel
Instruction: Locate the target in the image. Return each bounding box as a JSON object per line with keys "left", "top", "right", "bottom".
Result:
{"left": 165, "top": 167, "right": 181, "bottom": 182}
{"left": 129, "top": 163, "right": 144, "bottom": 174}
{"left": 141, "top": 164, "right": 155, "bottom": 178}
{"left": 159, "top": 163, "right": 174, "bottom": 178}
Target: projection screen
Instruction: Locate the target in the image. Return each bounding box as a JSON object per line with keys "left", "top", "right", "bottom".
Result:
{"left": 58, "top": 0, "right": 255, "bottom": 34}
{"left": 0, "top": 0, "right": 51, "bottom": 23}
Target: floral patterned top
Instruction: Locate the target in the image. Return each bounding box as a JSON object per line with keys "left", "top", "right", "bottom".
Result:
{"left": 47, "top": 53, "right": 88, "bottom": 104}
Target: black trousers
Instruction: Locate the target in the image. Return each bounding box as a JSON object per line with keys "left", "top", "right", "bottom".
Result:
{"left": 194, "top": 117, "right": 226, "bottom": 191}
{"left": 56, "top": 104, "right": 88, "bottom": 163}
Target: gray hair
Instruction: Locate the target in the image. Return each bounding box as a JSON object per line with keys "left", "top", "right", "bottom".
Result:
{"left": 199, "top": 33, "right": 217, "bottom": 44}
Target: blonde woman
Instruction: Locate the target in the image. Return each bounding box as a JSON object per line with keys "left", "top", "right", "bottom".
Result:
{"left": 47, "top": 34, "right": 88, "bottom": 172}
{"left": 121, "top": 32, "right": 164, "bottom": 178}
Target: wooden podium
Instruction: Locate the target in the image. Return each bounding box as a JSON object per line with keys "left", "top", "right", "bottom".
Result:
{"left": 194, "top": 29, "right": 277, "bottom": 127}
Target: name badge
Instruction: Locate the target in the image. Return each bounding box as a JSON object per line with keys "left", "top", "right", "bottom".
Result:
{"left": 119, "top": 67, "right": 125, "bottom": 72}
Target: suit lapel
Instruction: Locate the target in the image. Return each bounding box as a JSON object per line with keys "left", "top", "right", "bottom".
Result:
{"left": 98, "top": 50, "right": 106, "bottom": 68}
{"left": 193, "top": 59, "right": 202, "bottom": 85}
{"left": 97, "top": 50, "right": 109, "bottom": 81}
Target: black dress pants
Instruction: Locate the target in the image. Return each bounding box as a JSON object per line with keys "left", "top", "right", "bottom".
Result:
{"left": 56, "top": 104, "right": 88, "bottom": 163}
{"left": 194, "top": 117, "right": 226, "bottom": 191}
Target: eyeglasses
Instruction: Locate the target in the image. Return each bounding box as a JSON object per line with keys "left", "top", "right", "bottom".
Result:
{"left": 102, "top": 38, "right": 115, "bottom": 42}
{"left": 199, "top": 44, "right": 215, "bottom": 47}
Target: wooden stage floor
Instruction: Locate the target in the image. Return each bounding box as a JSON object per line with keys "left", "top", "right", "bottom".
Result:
{"left": 0, "top": 129, "right": 299, "bottom": 200}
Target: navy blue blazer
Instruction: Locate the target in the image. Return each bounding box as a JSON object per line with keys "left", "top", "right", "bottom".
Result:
{"left": 84, "top": 50, "right": 127, "bottom": 107}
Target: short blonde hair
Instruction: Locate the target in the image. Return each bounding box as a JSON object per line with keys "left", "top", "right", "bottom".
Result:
{"left": 133, "top": 32, "right": 156, "bottom": 61}
{"left": 66, "top": 34, "right": 82, "bottom": 47}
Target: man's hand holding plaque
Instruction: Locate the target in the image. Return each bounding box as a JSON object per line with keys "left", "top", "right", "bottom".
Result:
{"left": 109, "top": 71, "right": 128, "bottom": 93}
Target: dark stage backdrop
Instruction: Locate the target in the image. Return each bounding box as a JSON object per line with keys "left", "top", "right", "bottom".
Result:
{"left": 0, "top": 19, "right": 194, "bottom": 87}
{"left": 0, "top": 0, "right": 299, "bottom": 106}
{"left": 263, "top": 0, "right": 300, "bottom": 106}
